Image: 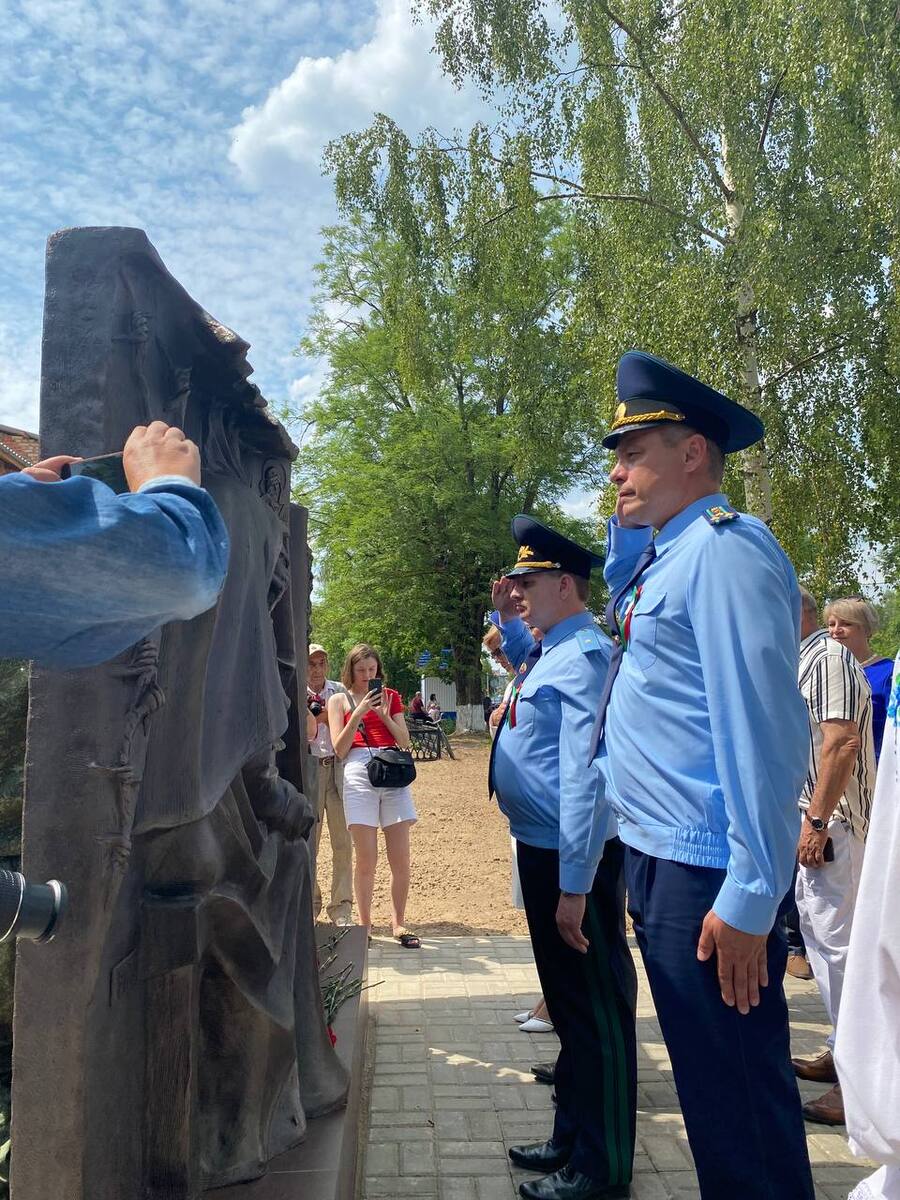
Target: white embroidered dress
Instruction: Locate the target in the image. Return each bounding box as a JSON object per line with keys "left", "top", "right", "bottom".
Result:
{"left": 837, "top": 654, "right": 900, "bottom": 1200}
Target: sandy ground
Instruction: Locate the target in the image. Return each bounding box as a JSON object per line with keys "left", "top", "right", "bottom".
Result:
{"left": 314, "top": 733, "right": 529, "bottom": 937}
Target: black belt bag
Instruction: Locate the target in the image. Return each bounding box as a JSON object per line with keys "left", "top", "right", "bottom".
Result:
{"left": 359, "top": 721, "right": 417, "bottom": 788}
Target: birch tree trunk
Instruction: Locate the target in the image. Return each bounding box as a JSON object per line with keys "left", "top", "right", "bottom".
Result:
{"left": 722, "top": 142, "right": 775, "bottom": 524}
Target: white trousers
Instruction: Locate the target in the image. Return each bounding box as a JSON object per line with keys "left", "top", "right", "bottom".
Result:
{"left": 849, "top": 1167, "right": 900, "bottom": 1200}
{"left": 795, "top": 819, "right": 865, "bottom": 1046}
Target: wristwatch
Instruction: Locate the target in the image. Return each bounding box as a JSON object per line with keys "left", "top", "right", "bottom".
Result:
{"left": 804, "top": 813, "right": 827, "bottom": 832}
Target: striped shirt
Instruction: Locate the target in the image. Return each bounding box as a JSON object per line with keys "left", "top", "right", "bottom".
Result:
{"left": 798, "top": 629, "right": 875, "bottom": 839}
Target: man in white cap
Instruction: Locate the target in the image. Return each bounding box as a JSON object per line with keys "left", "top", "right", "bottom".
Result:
{"left": 307, "top": 644, "right": 353, "bottom": 924}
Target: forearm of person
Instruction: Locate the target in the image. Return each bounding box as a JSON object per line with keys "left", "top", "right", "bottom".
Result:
{"left": 558, "top": 669, "right": 610, "bottom": 893}
{"left": 0, "top": 474, "right": 229, "bottom": 666}
{"left": 690, "top": 536, "right": 807, "bottom": 934}
{"left": 111, "top": 484, "right": 229, "bottom": 619}
{"left": 807, "top": 729, "right": 860, "bottom": 822}
{"left": 497, "top": 616, "right": 533, "bottom": 668}
{"left": 329, "top": 699, "right": 358, "bottom": 758}
{"left": 380, "top": 712, "right": 410, "bottom": 748}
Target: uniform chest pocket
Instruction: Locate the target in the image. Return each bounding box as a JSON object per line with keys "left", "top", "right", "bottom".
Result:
{"left": 514, "top": 680, "right": 556, "bottom": 735}
{"left": 511, "top": 691, "right": 538, "bottom": 736}
{"left": 628, "top": 591, "right": 666, "bottom": 673}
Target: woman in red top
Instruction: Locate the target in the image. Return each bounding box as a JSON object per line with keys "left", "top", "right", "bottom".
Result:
{"left": 328, "top": 643, "right": 419, "bottom": 948}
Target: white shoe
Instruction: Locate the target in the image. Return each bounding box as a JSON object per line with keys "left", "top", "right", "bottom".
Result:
{"left": 519, "top": 1017, "right": 555, "bottom": 1033}
{"left": 513, "top": 1010, "right": 533, "bottom": 1024}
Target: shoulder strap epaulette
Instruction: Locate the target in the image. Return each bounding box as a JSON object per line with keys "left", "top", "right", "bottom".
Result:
{"left": 575, "top": 625, "right": 605, "bottom": 654}
{"left": 702, "top": 503, "right": 740, "bottom": 526}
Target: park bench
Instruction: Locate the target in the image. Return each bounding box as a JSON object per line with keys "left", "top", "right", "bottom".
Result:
{"left": 408, "top": 718, "right": 456, "bottom": 760}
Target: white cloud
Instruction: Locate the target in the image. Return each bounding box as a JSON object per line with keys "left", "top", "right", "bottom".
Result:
{"left": 229, "top": 0, "right": 492, "bottom": 188}
{"left": 559, "top": 487, "right": 600, "bottom": 523}
{"left": 1, "top": 0, "right": 500, "bottom": 452}
{"left": 0, "top": 323, "right": 41, "bottom": 432}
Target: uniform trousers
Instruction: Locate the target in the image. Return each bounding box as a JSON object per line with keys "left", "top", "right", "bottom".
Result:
{"left": 625, "top": 848, "right": 814, "bottom": 1200}
{"left": 313, "top": 755, "right": 353, "bottom": 923}
{"left": 516, "top": 837, "right": 637, "bottom": 1187}
{"left": 795, "top": 819, "right": 865, "bottom": 1047}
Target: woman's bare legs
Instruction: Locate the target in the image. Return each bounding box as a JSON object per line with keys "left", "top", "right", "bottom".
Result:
{"left": 383, "top": 821, "right": 413, "bottom": 935}
{"left": 349, "top": 824, "right": 378, "bottom": 930}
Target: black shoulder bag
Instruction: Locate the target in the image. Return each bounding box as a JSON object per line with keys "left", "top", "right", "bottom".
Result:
{"left": 357, "top": 700, "right": 417, "bottom": 789}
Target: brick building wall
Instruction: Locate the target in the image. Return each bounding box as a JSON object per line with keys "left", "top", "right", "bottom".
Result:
{"left": 0, "top": 425, "right": 39, "bottom": 476}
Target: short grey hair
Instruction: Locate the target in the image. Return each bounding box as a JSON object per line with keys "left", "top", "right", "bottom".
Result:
{"left": 659, "top": 424, "right": 726, "bottom": 484}
{"left": 798, "top": 587, "right": 818, "bottom": 618}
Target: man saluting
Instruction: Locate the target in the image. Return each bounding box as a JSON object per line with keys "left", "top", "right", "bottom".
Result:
{"left": 491, "top": 517, "right": 636, "bottom": 1200}
{"left": 591, "top": 351, "right": 814, "bottom": 1200}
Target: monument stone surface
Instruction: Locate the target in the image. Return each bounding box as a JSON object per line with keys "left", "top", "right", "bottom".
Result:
{"left": 11, "top": 227, "right": 348, "bottom": 1199}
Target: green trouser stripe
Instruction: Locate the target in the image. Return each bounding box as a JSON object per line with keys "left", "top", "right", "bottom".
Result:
{"left": 583, "top": 895, "right": 632, "bottom": 1186}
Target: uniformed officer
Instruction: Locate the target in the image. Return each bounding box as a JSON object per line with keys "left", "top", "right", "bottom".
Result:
{"left": 591, "top": 350, "right": 815, "bottom": 1200}
{"left": 490, "top": 516, "right": 636, "bottom": 1200}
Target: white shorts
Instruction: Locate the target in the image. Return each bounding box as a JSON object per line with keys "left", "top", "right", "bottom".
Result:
{"left": 341, "top": 748, "right": 417, "bottom": 829}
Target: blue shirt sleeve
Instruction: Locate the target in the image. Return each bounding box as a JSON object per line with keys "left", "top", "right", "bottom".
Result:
{"left": 686, "top": 523, "right": 807, "bottom": 934}
{"left": 495, "top": 613, "right": 535, "bottom": 670}
{"left": 0, "top": 473, "right": 229, "bottom": 668}
{"left": 604, "top": 517, "right": 655, "bottom": 598}
{"left": 557, "top": 642, "right": 613, "bottom": 892}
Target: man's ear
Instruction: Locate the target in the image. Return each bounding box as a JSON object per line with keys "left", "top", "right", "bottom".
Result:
{"left": 683, "top": 433, "right": 707, "bottom": 474}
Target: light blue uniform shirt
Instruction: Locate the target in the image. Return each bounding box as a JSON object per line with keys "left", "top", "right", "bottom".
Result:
{"left": 594, "top": 492, "right": 808, "bottom": 935}
{"left": 0, "top": 472, "right": 229, "bottom": 668}
{"left": 493, "top": 610, "right": 613, "bottom": 893}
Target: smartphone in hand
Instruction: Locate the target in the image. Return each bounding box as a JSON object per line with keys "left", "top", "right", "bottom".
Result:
{"left": 61, "top": 453, "right": 129, "bottom": 494}
{"left": 367, "top": 678, "right": 383, "bottom": 696}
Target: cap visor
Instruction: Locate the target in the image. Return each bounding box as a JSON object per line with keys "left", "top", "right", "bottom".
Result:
{"left": 504, "top": 565, "right": 555, "bottom": 577}
{"left": 602, "top": 420, "right": 666, "bottom": 449}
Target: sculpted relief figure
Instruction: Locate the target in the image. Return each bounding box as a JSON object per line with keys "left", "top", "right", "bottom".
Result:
{"left": 12, "top": 228, "right": 347, "bottom": 1200}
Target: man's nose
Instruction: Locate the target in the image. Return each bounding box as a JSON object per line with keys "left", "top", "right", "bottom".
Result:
{"left": 609, "top": 459, "right": 627, "bottom": 484}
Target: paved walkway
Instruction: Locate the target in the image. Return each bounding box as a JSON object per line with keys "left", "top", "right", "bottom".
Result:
{"left": 362, "top": 935, "right": 872, "bottom": 1200}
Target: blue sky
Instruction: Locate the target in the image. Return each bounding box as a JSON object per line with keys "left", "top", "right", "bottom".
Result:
{"left": 0, "top": 0, "right": 595, "bottom": 520}
{"left": 0, "top": 4, "right": 474, "bottom": 414}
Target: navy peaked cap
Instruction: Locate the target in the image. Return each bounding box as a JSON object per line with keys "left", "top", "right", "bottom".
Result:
{"left": 505, "top": 515, "right": 603, "bottom": 580}
{"left": 603, "top": 350, "right": 765, "bottom": 453}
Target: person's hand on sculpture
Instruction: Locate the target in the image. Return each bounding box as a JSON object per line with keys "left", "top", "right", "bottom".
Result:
{"left": 22, "top": 454, "right": 82, "bottom": 483}
{"left": 491, "top": 576, "right": 520, "bottom": 622}
{"left": 123, "top": 421, "right": 202, "bottom": 491}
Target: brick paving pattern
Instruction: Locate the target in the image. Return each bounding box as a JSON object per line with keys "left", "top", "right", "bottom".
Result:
{"left": 363, "top": 935, "right": 872, "bottom": 1200}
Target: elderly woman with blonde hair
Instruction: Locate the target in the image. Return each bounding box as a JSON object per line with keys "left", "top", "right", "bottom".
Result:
{"left": 826, "top": 597, "right": 894, "bottom": 763}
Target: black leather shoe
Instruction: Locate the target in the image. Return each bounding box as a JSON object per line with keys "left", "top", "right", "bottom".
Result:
{"left": 518, "top": 1165, "right": 630, "bottom": 1200}
{"left": 531, "top": 1061, "right": 556, "bottom": 1085}
{"left": 508, "top": 1140, "right": 570, "bottom": 1173}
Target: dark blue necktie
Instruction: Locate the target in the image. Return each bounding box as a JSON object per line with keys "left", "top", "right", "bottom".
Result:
{"left": 488, "top": 639, "right": 542, "bottom": 800}
{"left": 587, "top": 542, "right": 657, "bottom": 764}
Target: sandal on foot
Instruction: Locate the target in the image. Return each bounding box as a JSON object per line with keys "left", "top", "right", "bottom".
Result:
{"left": 395, "top": 929, "right": 421, "bottom": 949}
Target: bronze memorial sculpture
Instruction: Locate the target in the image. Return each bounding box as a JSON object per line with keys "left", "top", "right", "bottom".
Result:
{"left": 11, "top": 227, "right": 349, "bottom": 1199}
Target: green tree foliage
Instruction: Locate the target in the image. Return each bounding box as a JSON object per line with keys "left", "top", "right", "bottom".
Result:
{"left": 335, "top": 0, "right": 900, "bottom": 595}
{"left": 872, "top": 589, "right": 900, "bottom": 661}
{"left": 295, "top": 157, "right": 606, "bottom": 706}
